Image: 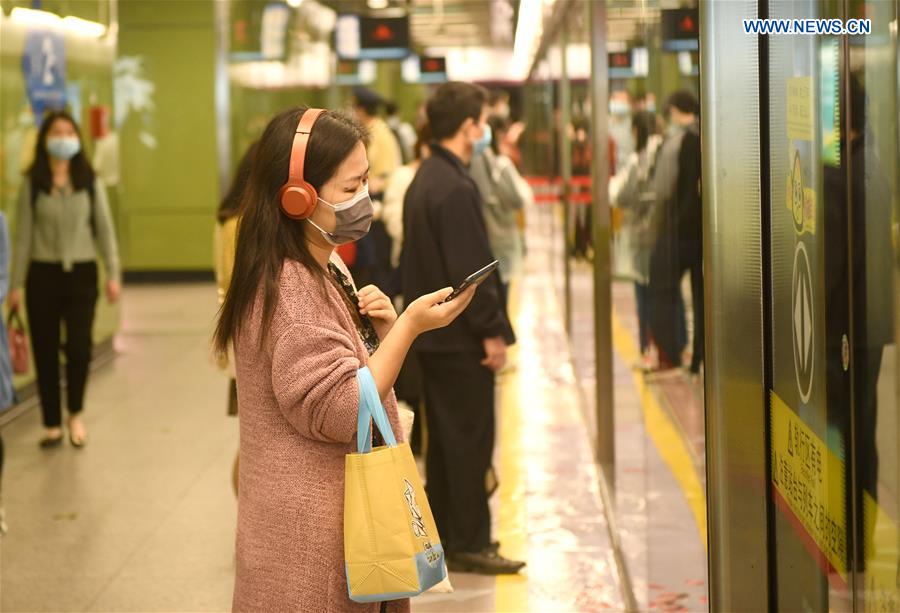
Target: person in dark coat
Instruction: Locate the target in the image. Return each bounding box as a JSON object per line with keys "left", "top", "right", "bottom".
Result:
{"left": 823, "top": 73, "right": 894, "bottom": 573}
{"left": 648, "top": 91, "right": 702, "bottom": 373}
{"left": 400, "top": 82, "right": 522, "bottom": 575}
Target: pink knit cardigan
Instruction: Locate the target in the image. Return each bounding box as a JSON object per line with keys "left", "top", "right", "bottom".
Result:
{"left": 232, "top": 256, "right": 410, "bottom": 613}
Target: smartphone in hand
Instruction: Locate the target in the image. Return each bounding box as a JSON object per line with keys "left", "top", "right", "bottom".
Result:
{"left": 440, "top": 260, "right": 499, "bottom": 304}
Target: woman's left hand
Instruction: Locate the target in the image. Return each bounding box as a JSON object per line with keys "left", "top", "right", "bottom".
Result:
{"left": 357, "top": 285, "right": 397, "bottom": 339}
{"left": 106, "top": 280, "right": 121, "bottom": 304}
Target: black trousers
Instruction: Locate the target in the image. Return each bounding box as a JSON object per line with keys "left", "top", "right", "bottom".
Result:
{"left": 649, "top": 236, "right": 704, "bottom": 371}
{"left": 419, "top": 351, "right": 495, "bottom": 554}
{"left": 25, "top": 262, "right": 98, "bottom": 428}
{"left": 393, "top": 348, "right": 424, "bottom": 455}
{"left": 854, "top": 346, "right": 883, "bottom": 571}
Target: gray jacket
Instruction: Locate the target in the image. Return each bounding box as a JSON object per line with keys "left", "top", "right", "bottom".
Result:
{"left": 652, "top": 125, "right": 688, "bottom": 218}
{"left": 610, "top": 135, "right": 663, "bottom": 283}
{"left": 470, "top": 150, "right": 530, "bottom": 283}
{"left": 11, "top": 178, "right": 120, "bottom": 289}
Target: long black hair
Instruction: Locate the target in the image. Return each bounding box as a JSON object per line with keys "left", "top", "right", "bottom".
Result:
{"left": 213, "top": 107, "right": 368, "bottom": 355}
{"left": 27, "top": 109, "right": 95, "bottom": 195}
{"left": 631, "top": 110, "right": 658, "bottom": 153}
{"left": 218, "top": 141, "right": 259, "bottom": 223}
{"left": 487, "top": 115, "right": 509, "bottom": 156}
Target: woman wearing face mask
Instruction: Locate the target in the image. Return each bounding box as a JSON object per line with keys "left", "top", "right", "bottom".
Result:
{"left": 7, "top": 110, "right": 120, "bottom": 449}
{"left": 214, "top": 107, "right": 475, "bottom": 612}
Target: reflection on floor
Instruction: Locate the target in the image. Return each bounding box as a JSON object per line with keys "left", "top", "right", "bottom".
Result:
{"left": 417, "top": 211, "right": 623, "bottom": 611}
{"left": 562, "top": 205, "right": 709, "bottom": 611}
{"left": 608, "top": 277, "right": 708, "bottom": 612}
{"left": 0, "top": 284, "right": 237, "bottom": 611}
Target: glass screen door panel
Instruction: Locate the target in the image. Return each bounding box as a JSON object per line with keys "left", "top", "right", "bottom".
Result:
{"left": 767, "top": 0, "right": 853, "bottom": 610}
{"left": 847, "top": 0, "right": 900, "bottom": 609}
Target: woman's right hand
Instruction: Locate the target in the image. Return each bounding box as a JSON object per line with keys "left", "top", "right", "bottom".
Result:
{"left": 401, "top": 286, "right": 476, "bottom": 335}
{"left": 7, "top": 288, "right": 21, "bottom": 313}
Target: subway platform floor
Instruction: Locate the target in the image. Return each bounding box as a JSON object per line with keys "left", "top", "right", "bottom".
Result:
{"left": 0, "top": 205, "right": 707, "bottom": 612}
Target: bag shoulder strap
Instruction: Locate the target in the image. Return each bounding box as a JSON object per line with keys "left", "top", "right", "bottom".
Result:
{"left": 88, "top": 181, "right": 97, "bottom": 237}
{"left": 7, "top": 308, "right": 25, "bottom": 331}
{"left": 356, "top": 366, "right": 397, "bottom": 453}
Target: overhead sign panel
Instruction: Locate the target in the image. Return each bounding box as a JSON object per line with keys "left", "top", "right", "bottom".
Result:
{"left": 401, "top": 55, "right": 447, "bottom": 84}
{"left": 661, "top": 8, "right": 699, "bottom": 52}
{"left": 419, "top": 56, "right": 447, "bottom": 82}
{"left": 336, "top": 15, "right": 410, "bottom": 60}
{"left": 335, "top": 58, "right": 376, "bottom": 85}
{"left": 608, "top": 47, "right": 649, "bottom": 79}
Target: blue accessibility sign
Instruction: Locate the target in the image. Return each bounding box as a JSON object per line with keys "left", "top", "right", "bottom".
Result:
{"left": 21, "top": 28, "right": 68, "bottom": 124}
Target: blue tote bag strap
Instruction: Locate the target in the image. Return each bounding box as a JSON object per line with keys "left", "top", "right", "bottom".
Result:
{"left": 356, "top": 366, "right": 397, "bottom": 453}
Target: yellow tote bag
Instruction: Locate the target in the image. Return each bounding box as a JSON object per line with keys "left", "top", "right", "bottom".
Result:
{"left": 344, "top": 367, "right": 447, "bottom": 603}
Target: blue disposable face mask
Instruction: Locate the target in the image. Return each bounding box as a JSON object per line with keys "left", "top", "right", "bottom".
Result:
{"left": 308, "top": 186, "right": 374, "bottom": 246}
{"left": 472, "top": 124, "right": 492, "bottom": 157}
{"left": 47, "top": 137, "right": 81, "bottom": 161}
{"left": 609, "top": 99, "right": 631, "bottom": 116}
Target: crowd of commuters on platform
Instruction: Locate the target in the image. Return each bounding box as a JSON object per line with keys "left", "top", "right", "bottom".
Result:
{"left": 608, "top": 89, "right": 703, "bottom": 377}
{"left": 1, "top": 77, "right": 719, "bottom": 609}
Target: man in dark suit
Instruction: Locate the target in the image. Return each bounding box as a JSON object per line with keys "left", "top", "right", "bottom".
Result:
{"left": 401, "top": 82, "right": 522, "bottom": 575}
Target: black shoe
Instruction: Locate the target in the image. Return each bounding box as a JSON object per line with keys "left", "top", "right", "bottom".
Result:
{"left": 447, "top": 549, "right": 525, "bottom": 575}
{"left": 39, "top": 434, "right": 64, "bottom": 449}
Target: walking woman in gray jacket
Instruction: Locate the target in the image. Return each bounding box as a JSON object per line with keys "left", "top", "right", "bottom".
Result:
{"left": 7, "top": 110, "right": 121, "bottom": 449}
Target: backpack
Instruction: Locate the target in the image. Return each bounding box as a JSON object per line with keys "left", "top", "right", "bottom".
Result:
{"left": 627, "top": 141, "right": 662, "bottom": 250}
{"left": 388, "top": 124, "right": 411, "bottom": 165}
{"left": 30, "top": 177, "right": 97, "bottom": 238}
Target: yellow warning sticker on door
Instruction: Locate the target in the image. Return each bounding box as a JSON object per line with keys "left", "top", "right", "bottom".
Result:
{"left": 863, "top": 492, "right": 899, "bottom": 612}
{"left": 787, "top": 76, "right": 814, "bottom": 141}
{"left": 771, "top": 392, "right": 847, "bottom": 578}
{"left": 786, "top": 149, "right": 816, "bottom": 235}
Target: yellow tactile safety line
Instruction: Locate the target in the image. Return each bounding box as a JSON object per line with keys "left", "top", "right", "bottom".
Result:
{"left": 494, "top": 277, "right": 530, "bottom": 611}
{"left": 610, "top": 311, "right": 709, "bottom": 550}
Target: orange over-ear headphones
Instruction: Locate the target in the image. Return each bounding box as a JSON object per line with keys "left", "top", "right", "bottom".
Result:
{"left": 279, "top": 108, "right": 326, "bottom": 220}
